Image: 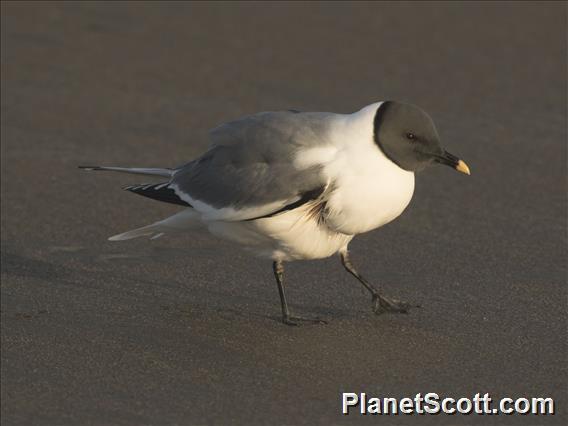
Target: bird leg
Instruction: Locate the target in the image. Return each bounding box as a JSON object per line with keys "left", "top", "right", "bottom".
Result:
{"left": 339, "top": 250, "right": 416, "bottom": 315}
{"left": 272, "top": 260, "right": 327, "bottom": 326}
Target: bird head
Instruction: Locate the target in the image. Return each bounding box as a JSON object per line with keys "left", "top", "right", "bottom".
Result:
{"left": 373, "top": 101, "right": 470, "bottom": 175}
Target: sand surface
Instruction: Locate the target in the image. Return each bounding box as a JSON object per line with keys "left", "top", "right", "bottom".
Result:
{"left": 1, "top": 2, "right": 566, "bottom": 425}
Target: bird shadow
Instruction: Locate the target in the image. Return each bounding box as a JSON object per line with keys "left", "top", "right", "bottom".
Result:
{"left": 1, "top": 248, "right": 365, "bottom": 327}
{"left": 215, "top": 304, "right": 358, "bottom": 325}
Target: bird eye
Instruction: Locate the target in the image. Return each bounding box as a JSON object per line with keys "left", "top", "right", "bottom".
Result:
{"left": 406, "top": 132, "right": 416, "bottom": 140}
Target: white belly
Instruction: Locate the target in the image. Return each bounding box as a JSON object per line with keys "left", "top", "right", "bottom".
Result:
{"left": 206, "top": 206, "right": 353, "bottom": 261}
{"left": 205, "top": 149, "right": 414, "bottom": 259}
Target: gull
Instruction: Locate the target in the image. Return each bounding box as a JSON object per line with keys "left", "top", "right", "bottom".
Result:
{"left": 81, "top": 101, "right": 470, "bottom": 325}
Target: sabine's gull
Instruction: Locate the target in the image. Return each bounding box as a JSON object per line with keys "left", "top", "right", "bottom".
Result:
{"left": 81, "top": 101, "right": 470, "bottom": 325}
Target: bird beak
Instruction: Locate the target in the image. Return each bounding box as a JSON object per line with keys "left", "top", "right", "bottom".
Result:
{"left": 435, "top": 150, "right": 471, "bottom": 175}
{"left": 455, "top": 159, "right": 471, "bottom": 175}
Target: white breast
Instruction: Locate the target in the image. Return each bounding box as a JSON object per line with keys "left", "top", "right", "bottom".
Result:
{"left": 324, "top": 152, "right": 414, "bottom": 235}
{"left": 319, "top": 104, "right": 415, "bottom": 235}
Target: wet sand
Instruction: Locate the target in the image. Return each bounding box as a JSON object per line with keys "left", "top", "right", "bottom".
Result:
{"left": 1, "top": 2, "right": 566, "bottom": 425}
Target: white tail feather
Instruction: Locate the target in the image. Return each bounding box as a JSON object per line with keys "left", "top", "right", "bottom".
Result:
{"left": 108, "top": 225, "right": 162, "bottom": 241}
{"left": 108, "top": 209, "right": 202, "bottom": 241}
{"left": 79, "top": 166, "right": 173, "bottom": 178}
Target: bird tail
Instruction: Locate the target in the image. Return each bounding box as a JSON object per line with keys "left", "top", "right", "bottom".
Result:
{"left": 108, "top": 209, "right": 203, "bottom": 241}
{"left": 79, "top": 165, "right": 173, "bottom": 178}
{"left": 108, "top": 224, "right": 165, "bottom": 241}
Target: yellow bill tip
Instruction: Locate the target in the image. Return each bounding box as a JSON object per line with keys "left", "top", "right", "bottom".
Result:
{"left": 456, "top": 160, "right": 471, "bottom": 175}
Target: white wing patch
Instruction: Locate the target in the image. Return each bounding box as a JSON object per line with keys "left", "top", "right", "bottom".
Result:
{"left": 170, "top": 183, "right": 298, "bottom": 222}
{"left": 293, "top": 146, "right": 338, "bottom": 169}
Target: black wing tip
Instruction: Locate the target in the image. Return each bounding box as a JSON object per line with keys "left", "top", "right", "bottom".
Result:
{"left": 125, "top": 183, "right": 192, "bottom": 207}
{"left": 122, "top": 183, "right": 152, "bottom": 191}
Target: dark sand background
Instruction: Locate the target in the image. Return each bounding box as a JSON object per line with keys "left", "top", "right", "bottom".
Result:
{"left": 1, "top": 2, "right": 566, "bottom": 425}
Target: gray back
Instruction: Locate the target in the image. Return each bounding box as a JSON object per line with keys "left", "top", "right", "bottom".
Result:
{"left": 172, "top": 111, "right": 338, "bottom": 209}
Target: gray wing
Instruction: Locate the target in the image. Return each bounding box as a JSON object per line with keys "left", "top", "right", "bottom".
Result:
{"left": 169, "top": 110, "right": 338, "bottom": 221}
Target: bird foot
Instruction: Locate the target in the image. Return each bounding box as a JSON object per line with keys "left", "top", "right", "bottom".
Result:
{"left": 372, "top": 294, "right": 419, "bottom": 315}
{"left": 282, "top": 315, "right": 328, "bottom": 326}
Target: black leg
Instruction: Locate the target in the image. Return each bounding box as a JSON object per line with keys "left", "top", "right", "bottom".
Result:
{"left": 272, "top": 260, "right": 327, "bottom": 326}
{"left": 272, "top": 260, "right": 291, "bottom": 321}
{"left": 339, "top": 250, "right": 417, "bottom": 315}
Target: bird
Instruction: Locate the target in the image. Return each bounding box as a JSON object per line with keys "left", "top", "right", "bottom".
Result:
{"left": 80, "top": 101, "right": 470, "bottom": 326}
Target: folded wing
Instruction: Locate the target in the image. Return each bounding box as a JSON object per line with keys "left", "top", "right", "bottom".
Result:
{"left": 168, "top": 110, "right": 337, "bottom": 221}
